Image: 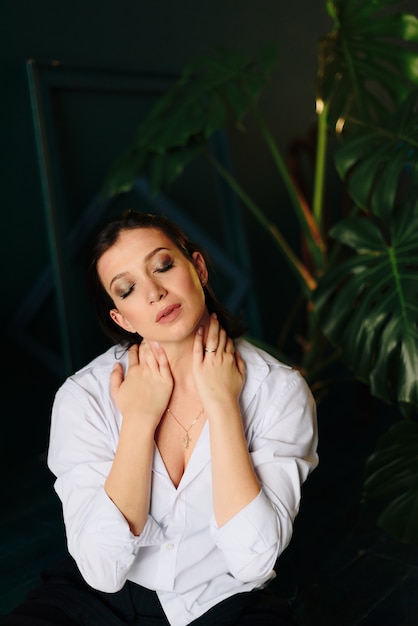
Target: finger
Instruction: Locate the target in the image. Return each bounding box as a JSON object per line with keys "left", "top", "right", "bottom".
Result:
{"left": 128, "top": 343, "right": 140, "bottom": 366}
{"left": 225, "top": 336, "right": 235, "bottom": 354}
{"left": 147, "top": 340, "right": 161, "bottom": 359}
{"left": 110, "top": 362, "right": 124, "bottom": 399}
{"left": 151, "top": 341, "right": 173, "bottom": 380}
{"left": 193, "top": 326, "right": 205, "bottom": 359}
{"left": 147, "top": 340, "right": 168, "bottom": 363}
{"left": 217, "top": 328, "right": 228, "bottom": 352}
{"left": 205, "top": 313, "right": 220, "bottom": 351}
{"left": 235, "top": 351, "right": 246, "bottom": 377}
{"left": 139, "top": 340, "right": 154, "bottom": 363}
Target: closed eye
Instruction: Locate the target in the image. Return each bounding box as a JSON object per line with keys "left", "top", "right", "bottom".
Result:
{"left": 155, "top": 260, "right": 174, "bottom": 273}
{"left": 120, "top": 284, "right": 135, "bottom": 299}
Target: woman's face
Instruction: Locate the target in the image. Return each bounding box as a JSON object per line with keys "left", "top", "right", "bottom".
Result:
{"left": 97, "top": 227, "right": 209, "bottom": 344}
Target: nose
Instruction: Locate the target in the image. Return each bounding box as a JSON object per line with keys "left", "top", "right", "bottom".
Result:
{"left": 146, "top": 279, "right": 167, "bottom": 305}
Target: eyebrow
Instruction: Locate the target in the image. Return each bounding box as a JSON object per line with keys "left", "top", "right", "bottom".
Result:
{"left": 108, "top": 247, "right": 169, "bottom": 290}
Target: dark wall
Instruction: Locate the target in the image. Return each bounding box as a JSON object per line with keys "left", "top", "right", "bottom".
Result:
{"left": 3, "top": 1, "right": 415, "bottom": 468}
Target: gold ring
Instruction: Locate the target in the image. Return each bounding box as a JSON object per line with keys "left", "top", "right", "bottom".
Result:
{"left": 204, "top": 348, "right": 216, "bottom": 353}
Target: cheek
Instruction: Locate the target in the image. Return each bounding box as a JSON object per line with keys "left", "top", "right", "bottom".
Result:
{"left": 188, "top": 276, "right": 205, "bottom": 304}
{"left": 190, "top": 269, "right": 204, "bottom": 290}
{"left": 192, "top": 278, "right": 207, "bottom": 311}
{"left": 115, "top": 300, "right": 145, "bottom": 326}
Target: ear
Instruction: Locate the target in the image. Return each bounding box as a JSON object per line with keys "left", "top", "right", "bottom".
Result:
{"left": 109, "top": 309, "right": 136, "bottom": 333}
{"left": 192, "top": 251, "right": 208, "bottom": 286}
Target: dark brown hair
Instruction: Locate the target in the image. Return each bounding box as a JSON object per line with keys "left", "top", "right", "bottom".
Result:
{"left": 86, "top": 210, "right": 246, "bottom": 346}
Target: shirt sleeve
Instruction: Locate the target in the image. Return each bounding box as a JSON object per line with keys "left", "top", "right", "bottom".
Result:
{"left": 47, "top": 379, "right": 165, "bottom": 592}
{"left": 210, "top": 368, "right": 318, "bottom": 583}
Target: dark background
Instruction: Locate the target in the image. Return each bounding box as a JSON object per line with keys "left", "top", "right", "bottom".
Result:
{"left": 2, "top": 0, "right": 337, "bottom": 467}
{"left": 2, "top": 3, "right": 418, "bottom": 623}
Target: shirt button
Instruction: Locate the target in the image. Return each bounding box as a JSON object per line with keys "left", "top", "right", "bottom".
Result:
{"left": 166, "top": 543, "right": 175, "bottom": 551}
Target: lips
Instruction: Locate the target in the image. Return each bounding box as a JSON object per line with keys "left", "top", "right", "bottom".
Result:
{"left": 156, "top": 304, "right": 181, "bottom": 323}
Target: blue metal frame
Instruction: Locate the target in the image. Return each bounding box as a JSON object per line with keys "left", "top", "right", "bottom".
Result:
{"left": 8, "top": 60, "right": 261, "bottom": 379}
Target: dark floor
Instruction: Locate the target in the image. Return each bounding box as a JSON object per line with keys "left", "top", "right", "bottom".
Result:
{"left": 1, "top": 387, "right": 417, "bottom": 625}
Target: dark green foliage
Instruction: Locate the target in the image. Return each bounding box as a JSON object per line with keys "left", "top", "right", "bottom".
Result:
{"left": 102, "top": 0, "right": 418, "bottom": 543}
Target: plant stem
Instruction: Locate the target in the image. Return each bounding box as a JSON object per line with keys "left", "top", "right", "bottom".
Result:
{"left": 206, "top": 150, "right": 316, "bottom": 296}
{"left": 313, "top": 101, "right": 328, "bottom": 237}
{"left": 251, "top": 107, "right": 325, "bottom": 271}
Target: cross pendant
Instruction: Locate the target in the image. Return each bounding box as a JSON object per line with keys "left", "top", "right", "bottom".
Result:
{"left": 182, "top": 433, "right": 191, "bottom": 449}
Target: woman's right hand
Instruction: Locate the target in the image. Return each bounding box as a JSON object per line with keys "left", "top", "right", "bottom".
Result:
{"left": 110, "top": 341, "right": 173, "bottom": 431}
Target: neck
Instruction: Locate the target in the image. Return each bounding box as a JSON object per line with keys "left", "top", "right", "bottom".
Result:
{"left": 159, "top": 321, "right": 211, "bottom": 380}
{"left": 155, "top": 338, "right": 195, "bottom": 390}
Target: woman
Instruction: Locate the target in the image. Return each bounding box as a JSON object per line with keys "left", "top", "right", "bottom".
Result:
{"left": 2, "top": 210, "right": 318, "bottom": 626}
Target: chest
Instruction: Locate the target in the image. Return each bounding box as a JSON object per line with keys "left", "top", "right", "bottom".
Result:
{"left": 155, "top": 410, "right": 208, "bottom": 488}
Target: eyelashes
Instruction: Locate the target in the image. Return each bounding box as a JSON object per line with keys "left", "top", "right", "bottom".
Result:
{"left": 156, "top": 260, "right": 174, "bottom": 273}
{"left": 120, "top": 285, "right": 134, "bottom": 300}
{"left": 118, "top": 259, "right": 174, "bottom": 299}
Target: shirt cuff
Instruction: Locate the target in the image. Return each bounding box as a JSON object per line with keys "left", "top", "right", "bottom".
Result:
{"left": 209, "top": 491, "right": 282, "bottom": 581}
{"left": 91, "top": 488, "right": 166, "bottom": 547}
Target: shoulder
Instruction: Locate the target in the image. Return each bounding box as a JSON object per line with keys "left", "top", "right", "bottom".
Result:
{"left": 236, "top": 337, "right": 296, "bottom": 381}
{"left": 50, "top": 345, "right": 129, "bottom": 442}
{"left": 56, "top": 344, "right": 128, "bottom": 399}
{"left": 237, "top": 337, "right": 313, "bottom": 405}
{"left": 237, "top": 340, "right": 317, "bottom": 457}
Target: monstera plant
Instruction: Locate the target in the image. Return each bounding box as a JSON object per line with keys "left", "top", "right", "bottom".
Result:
{"left": 102, "top": 0, "right": 418, "bottom": 543}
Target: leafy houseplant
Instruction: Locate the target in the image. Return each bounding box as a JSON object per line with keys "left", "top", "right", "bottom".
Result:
{"left": 102, "top": 0, "right": 418, "bottom": 544}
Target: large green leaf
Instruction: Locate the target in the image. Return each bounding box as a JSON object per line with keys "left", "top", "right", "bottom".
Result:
{"left": 320, "top": 0, "right": 418, "bottom": 129}
{"left": 102, "top": 45, "right": 278, "bottom": 197}
{"left": 364, "top": 419, "right": 418, "bottom": 544}
{"left": 313, "top": 201, "right": 418, "bottom": 408}
{"left": 334, "top": 90, "right": 418, "bottom": 219}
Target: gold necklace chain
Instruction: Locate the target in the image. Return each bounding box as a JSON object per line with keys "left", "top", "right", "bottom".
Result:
{"left": 166, "top": 407, "right": 204, "bottom": 449}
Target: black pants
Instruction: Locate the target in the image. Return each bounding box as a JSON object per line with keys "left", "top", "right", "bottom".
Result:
{"left": 0, "top": 556, "right": 297, "bottom": 626}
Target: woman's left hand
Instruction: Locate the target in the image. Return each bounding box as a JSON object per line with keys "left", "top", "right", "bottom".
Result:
{"left": 192, "top": 313, "right": 245, "bottom": 409}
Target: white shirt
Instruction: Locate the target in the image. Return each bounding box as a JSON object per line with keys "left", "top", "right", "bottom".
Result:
{"left": 47, "top": 338, "right": 318, "bottom": 626}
